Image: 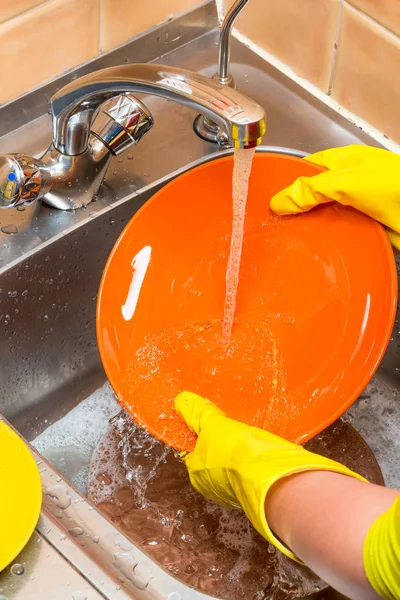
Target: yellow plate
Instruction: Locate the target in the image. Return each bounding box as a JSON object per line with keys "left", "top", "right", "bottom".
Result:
{"left": 0, "top": 421, "right": 42, "bottom": 571}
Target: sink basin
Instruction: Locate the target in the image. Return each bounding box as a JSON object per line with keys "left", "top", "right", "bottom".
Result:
{"left": 1, "top": 147, "right": 400, "bottom": 600}
{"left": 0, "top": 148, "right": 307, "bottom": 444}
{"left": 1, "top": 9, "right": 399, "bottom": 596}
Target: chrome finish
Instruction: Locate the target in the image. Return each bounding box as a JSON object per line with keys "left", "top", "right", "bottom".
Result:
{"left": 90, "top": 93, "right": 154, "bottom": 156}
{"left": 40, "top": 135, "right": 111, "bottom": 210}
{"left": 0, "top": 21, "right": 392, "bottom": 600}
{"left": 0, "top": 2, "right": 218, "bottom": 140}
{"left": 0, "top": 94, "right": 153, "bottom": 210}
{"left": 193, "top": 112, "right": 230, "bottom": 146}
{"left": 0, "top": 20, "right": 381, "bottom": 267}
{"left": 194, "top": 0, "right": 252, "bottom": 143}
{"left": 0, "top": 14, "right": 265, "bottom": 211}
{"left": 0, "top": 154, "right": 51, "bottom": 208}
{"left": 218, "top": 0, "right": 251, "bottom": 83}
{"left": 50, "top": 63, "right": 266, "bottom": 155}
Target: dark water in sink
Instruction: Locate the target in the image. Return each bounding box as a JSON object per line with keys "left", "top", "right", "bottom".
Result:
{"left": 88, "top": 414, "right": 382, "bottom": 600}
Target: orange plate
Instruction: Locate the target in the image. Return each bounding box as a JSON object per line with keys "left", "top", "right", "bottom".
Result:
{"left": 97, "top": 153, "right": 397, "bottom": 452}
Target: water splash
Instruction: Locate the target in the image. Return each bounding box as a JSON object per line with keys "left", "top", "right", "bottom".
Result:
{"left": 88, "top": 418, "right": 323, "bottom": 600}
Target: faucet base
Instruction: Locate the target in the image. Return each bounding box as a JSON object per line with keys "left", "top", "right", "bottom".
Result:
{"left": 193, "top": 71, "right": 235, "bottom": 146}
{"left": 41, "top": 138, "right": 112, "bottom": 210}
{"left": 193, "top": 114, "right": 230, "bottom": 146}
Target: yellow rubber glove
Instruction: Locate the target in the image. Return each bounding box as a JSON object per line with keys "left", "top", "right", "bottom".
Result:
{"left": 175, "top": 391, "right": 366, "bottom": 563}
{"left": 270, "top": 145, "right": 400, "bottom": 250}
{"left": 363, "top": 496, "right": 400, "bottom": 600}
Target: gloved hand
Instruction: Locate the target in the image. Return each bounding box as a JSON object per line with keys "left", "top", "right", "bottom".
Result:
{"left": 364, "top": 495, "right": 400, "bottom": 600}
{"left": 175, "top": 391, "right": 366, "bottom": 563}
{"left": 270, "top": 145, "right": 400, "bottom": 250}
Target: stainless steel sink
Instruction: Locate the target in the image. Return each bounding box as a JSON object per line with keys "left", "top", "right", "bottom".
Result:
{"left": 0, "top": 149, "right": 349, "bottom": 600}
{"left": 0, "top": 4, "right": 399, "bottom": 599}
{"left": 0, "top": 188, "right": 148, "bottom": 440}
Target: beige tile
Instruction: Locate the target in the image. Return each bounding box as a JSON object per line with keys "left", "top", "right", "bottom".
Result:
{"left": 348, "top": 0, "right": 400, "bottom": 36}
{"left": 101, "top": 0, "right": 203, "bottom": 51}
{"left": 223, "top": 0, "right": 340, "bottom": 91}
{"left": 331, "top": 3, "right": 400, "bottom": 142}
{"left": 0, "top": 0, "right": 100, "bottom": 104}
{"left": 0, "top": 0, "right": 46, "bottom": 24}
{"left": 222, "top": 0, "right": 236, "bottom": 11}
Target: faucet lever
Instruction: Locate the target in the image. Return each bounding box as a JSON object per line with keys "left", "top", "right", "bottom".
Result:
{"left": 0, "top": 94, "right": 154, "bottom": 211}
{"left": 91, "top": 93, "right": 154, "bottom": 155}
{"left": 50, "top": 64, "right": 265, "bottom": 155}
{"left": 0, "top": 57, "right": 265, "bottom": 211}
{"left": 0, "top": 154, "right": 51, "bottom": 209}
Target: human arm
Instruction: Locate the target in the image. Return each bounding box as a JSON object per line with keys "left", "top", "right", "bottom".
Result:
{"left": 267, "top": 143, "right": 400, "bottom": 597}
{"left": 175, "top": 392, "right": 400, "bottom": 600}
{"left": 266, "top": 470, "right": 399, "bottom": 599}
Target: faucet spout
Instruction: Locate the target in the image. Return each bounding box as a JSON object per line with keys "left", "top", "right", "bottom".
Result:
{"left": 50, "top": 64, "right": 266, "bottom": 155}
{"left": 218, "top": 0, "right": 251, "bottom": 83}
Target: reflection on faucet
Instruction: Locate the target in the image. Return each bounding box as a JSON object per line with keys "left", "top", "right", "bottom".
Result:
{"left": 0, "top": 63, "right": 265, "bottom": 211}
{"left": 0, "top": 93, "right": 153, "bottom": 211}
{"left": 51, "top": 64, "right": 265, "bottom": 156}
{"left": 194, "top": 0, "right": 253, "bottom": 144}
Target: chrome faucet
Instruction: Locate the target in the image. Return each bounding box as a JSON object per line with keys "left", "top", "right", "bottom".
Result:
{"left": 0, "top": 60, "right": 265, "bottom": 211}
{"left": 194, "top": 0, "right": 252, "bottom": 143}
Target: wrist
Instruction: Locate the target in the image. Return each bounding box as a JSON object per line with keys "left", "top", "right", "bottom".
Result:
{"left": 265, "top": 470, "right": 332, "bottom": 547}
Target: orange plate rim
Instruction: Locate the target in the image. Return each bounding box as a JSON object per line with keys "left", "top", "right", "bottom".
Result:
{"left": 96, "top": 153, "right": 398, "bottom": 448}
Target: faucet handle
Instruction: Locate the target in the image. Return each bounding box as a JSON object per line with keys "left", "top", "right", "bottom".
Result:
{"left": 91, "top": 93, "right": 154, "bottom": 155}
{"left": 0, "top": 154, "right": 51, "bottom": 209}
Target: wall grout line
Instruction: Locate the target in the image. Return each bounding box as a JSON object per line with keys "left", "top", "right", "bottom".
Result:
{"left": 327, "top": 0, "right": 344, "bottom": 96}
{"left": 0, "top": 0, "right": 57, "bottom": 29}
{"left": 231, "top": 27, "right": 400, "bottom": 153}
{"left": 345, "top": 0, "right": 400, "bottom": 41}
{"left": 99, "top": 0, "right": 103, "bottom": 53}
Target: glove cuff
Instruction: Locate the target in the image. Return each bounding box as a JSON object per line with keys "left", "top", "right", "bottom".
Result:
{"left": 238, "top": 452, "right": 366, "bottom": 564}
{"left": 363, "top": 495, "right": 400, "bottom": 600}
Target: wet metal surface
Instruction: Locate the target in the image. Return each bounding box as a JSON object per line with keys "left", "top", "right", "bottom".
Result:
{"left": 0, "top": 4, "right": 397, "bottom": 599}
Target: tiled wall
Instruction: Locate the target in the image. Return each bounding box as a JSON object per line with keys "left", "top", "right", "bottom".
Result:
{"left": 223, "top": 0, "right": 400, "bottom": 144}
{"left": 0, "top": 0, "right": 203, "bottom": 105}
{"left": 3, "top": 0, "right": 400, "bottom": 144}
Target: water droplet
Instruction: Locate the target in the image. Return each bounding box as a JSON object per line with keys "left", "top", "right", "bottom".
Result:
{"left": 45, "top": 485, "right": 71, "bottom": 509}
{"left": 113, "top": 553, "right": 148, "bottom": 589}
{"left": 17, "top": 206, "right": 26, "bottom": 212}
{"left": 116, "top": 539, "right": 132, "bottom": 552}
{"left": 69, "top": 526, "right": 84, "bottom": 537}
{"left": 1, "top": 224, "right": 18, "bottom": 234}
{"left": 72, "top": 592, "right": 87, "bottom": 600}
{"left": 127, "top": 153, "right": 133, "bottom": 160}
{"left": 10, "top": 563, "right": 24, "bottom": 576}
